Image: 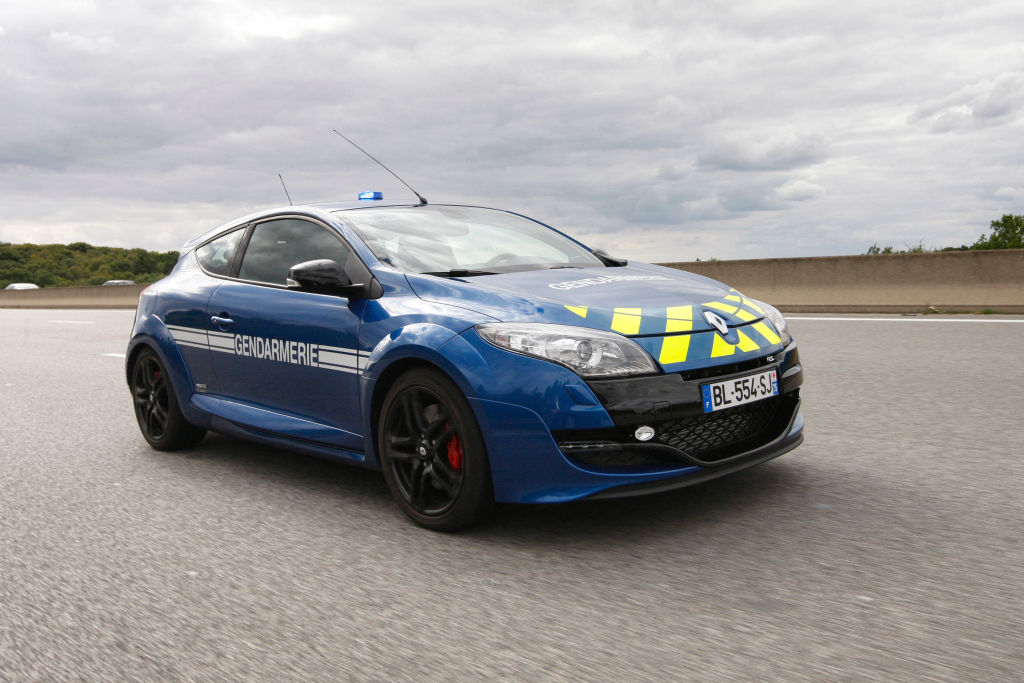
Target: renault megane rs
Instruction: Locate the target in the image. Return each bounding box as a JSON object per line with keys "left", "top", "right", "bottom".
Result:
{"left": 127, "top": 196, "right": 804, "bottom": 530}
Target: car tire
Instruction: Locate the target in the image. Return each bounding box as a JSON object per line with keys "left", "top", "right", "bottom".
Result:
{"left": 130, "top": 348, "right": 206, "bottom": 451}
{"left": 377, "top": 368, "right": 493, "bottom": 531}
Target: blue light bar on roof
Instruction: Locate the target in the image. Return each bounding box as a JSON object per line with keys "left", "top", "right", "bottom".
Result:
{"left": 358, "top": 191, "right": 383, "bottom": 200}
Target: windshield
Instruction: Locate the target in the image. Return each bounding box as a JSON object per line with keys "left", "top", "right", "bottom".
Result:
{"left": 335, "top": 205, "right": 603, "bottom": 275}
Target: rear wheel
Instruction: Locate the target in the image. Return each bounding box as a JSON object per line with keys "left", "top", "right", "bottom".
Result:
{"left": 378, "top": 368, "right": 493, "bottom": 531}
{"left": 130, "top": 348, "right": 206, "bottom": 451}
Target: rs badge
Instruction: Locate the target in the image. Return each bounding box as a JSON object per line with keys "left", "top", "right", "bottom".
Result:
{"left": 702, "top": 309, "right": 729, "bottom": 336}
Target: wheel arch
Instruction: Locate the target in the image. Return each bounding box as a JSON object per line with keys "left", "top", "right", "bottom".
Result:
{"left": 362, "top": 329, "right": 495, "bottom": 469}
{"left": 368, "top": 357, "right": 442, "bottom": 452}
{"left": 366, "top": 356, "right": 479, "bottom": 466}
{"left": 126, "top": 330, "right": 209, "bottom": 429}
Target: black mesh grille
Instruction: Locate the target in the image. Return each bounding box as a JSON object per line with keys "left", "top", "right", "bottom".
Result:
{"left": 557, "top": 393, "right": 797, "bottom": 470}
{"left": 654, "top": 396, "right": 780, "bottom": 460}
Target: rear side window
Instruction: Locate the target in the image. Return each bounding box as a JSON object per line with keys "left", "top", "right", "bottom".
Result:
{"left": 196, "top": 229, "right": 245, "bottom": 276}
{"left": 238, "top": 218, "right": 352, "bottom": 285}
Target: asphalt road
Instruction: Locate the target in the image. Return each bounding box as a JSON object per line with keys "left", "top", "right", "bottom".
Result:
{"left": 1, "top": 310, "right": 1022, "bottom": 681}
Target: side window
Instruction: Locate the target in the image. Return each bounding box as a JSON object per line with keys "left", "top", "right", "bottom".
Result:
{"left": 195, "top": 229, "right": 245, "bottom": 276}
{"left": 238, "top": 218, "right": 353, "bottom": 286}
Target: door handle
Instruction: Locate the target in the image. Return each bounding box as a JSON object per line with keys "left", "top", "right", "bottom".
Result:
{"left": 210, "top": 315, "right": 234, "bottom": 327}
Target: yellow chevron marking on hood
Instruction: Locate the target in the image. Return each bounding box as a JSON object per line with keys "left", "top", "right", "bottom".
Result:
{"left": 704, "top": 291, "right": 766, "bottom": 325}
{"left": 660, "top": 335, "right": 691, "bottom": 364}
{"left": 565, "top": 305, "right": 589, "bottom": 318}
{"left": 734, "top": 309, "right": 757, "bottom": 322}
{"left": 610, "top": 308, "right": 642, "bottom": 335}
{"left": 710, "top": 328, "right": 761, "bottom": 357}
{"left": 659, "top": 305, "right": 694, "bottom": 364}
{"left": 744, "top": 298, "right": 765, "bottom": 314}
{"left": 752, "top": 321, "right": 781, "bottom": 344}
{"left": 665, "top": 305, "right": 693, "bottom": 332}
{"left": 736, "top": 329, "right": 760, "bottom": 352}
{"left": 704, "top": 300, "right": 743, "bottom": 316}
{"left": 711, "top": 333, "right": 736, "bottom": 358}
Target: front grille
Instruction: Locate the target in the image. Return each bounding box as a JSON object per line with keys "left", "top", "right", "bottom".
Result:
{"left": 654, "top": 395, "right": 780, "bottom": 461}
{"left": 676, "top": 355, "right": 775, "bottom": 382}
{"left": 556, "top": 392, "right": 798, "bottom": 471}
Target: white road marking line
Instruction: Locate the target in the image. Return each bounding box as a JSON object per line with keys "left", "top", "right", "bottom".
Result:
{"left": 102, "top": 353, "right": 127, "bottom": 358}
{"left": 48, "top": 320, "right": 95, "bottom": 324}
{"left": 2, "top": 309, "right": 128, "bottom": 313}
{"left": 787, "top": 317, "right": 1024, "bottom": 323}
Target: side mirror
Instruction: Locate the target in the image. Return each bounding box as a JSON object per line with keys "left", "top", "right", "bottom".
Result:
{"left": 287, "top": 259, "right": 366, "bottom": 297}
{"left": 593, "top": 249, "right": 627, "bottom": 267}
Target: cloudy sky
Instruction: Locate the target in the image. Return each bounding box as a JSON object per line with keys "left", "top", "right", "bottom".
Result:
{"left": 1, "top": 1, "right": 1022, "bottom": 261}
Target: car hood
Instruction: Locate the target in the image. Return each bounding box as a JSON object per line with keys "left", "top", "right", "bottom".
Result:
{"left": 405, "top": 263, "right": 764, "bottom": 334}
{"left": 404, "top": 262, "right": 787, "bottom": 372}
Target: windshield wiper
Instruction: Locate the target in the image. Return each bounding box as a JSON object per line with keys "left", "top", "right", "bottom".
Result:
{"left": 547, "top": 265, "right": 581, "bottom": 269}
{"left": 422, "top": 269, "right": 497, "bottom": 278}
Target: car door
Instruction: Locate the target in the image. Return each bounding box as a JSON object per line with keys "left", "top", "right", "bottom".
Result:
{"left": 163, "top": 226, "right": 248, "bottom": 395}
{"left": 206, "top": 216, "right": 367, "bottom": 450}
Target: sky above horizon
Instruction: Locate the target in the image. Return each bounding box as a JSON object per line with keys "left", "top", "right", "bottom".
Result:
{"left": 2, "top": 1, "right": 1022, "bottom": 261}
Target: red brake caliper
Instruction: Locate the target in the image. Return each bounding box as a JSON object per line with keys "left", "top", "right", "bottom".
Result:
{"left": 445, "top": 423, "right": 463, "bottom": 472}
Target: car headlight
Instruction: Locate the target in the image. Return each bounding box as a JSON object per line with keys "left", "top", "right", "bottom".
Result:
{"left": 749, "top": 299, "right": 791, "bottom": 346}
{"left": 475, "top": 323, "right": 659, "bottom": 378}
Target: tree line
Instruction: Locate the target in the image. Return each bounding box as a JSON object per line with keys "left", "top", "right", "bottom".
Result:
{"left": 0, "top": 242, "right": 179, "bottom": 288}
{"left": 4, "top": 215, "right": 1022, "bottom": 288}
{"left": 867, "top": 214, "right": 1024, "bottom": 254}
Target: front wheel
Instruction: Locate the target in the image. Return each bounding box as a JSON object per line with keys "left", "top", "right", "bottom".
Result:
{"left": 377, "top": 368, "right": 493, "bottom": 531}
{"left": 130, "top": 348, "right": 206, "bottom": 451}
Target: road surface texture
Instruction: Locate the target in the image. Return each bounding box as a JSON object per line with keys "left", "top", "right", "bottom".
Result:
{"left": 1, "top": 310, "right": 1021, "bottom": 680}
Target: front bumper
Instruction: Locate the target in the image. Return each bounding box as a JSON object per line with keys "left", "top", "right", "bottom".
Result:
{"left": 465, "top": 339, "right": 804, "bottom": 503}
{"left": 558, "top": 344, "right": 802, "bottom": 469}
{"left": 587, "top": 414, "right": 803, "bottom": 500}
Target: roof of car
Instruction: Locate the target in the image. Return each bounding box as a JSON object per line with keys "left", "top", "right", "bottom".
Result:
{"left": 179, "top": 200, "right": 406, "bottom": 254}
{"left": 311, "top": 199, "right": 422, "bottom": 212}
{"left": 179, "top": 200, "right": 480, "bottom": 254}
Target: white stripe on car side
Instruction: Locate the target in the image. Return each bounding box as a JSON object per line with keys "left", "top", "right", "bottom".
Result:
{"left": 166, "top": 323, "right": 366, "bottom": 373}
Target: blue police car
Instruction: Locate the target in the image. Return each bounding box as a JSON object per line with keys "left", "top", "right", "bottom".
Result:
{"left": 127, "top": 196, "right": 803, "bottom": 530}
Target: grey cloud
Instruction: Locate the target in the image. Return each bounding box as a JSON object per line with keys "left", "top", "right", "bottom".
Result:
{"left": 656, "top": 162, "right": 690, "bottom": 182}
{"left": 697, "top": 133, "right": 828, "bottom": 172}
{"left": 0, "top": 1, "right": 1022, "bottom": 261}
{"left": 776, "top": 179, "right": 825, "bottom": 202}
{"left": 909, "top": 72, "right": 1024, "bottom": 132}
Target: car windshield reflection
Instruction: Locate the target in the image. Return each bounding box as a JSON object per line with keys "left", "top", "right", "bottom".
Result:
{"left": 337, "top": 205, "right": 602, "bottom": 274}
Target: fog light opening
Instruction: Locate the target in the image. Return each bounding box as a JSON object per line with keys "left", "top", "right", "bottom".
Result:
{"left": 634, "top": 425, "right": 655, "bottom": 442}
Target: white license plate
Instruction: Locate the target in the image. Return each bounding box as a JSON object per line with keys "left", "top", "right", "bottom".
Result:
{"left": 701, "top": 368, "right": 779, "bottom": 413}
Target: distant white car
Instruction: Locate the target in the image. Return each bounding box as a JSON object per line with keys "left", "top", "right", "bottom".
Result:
{"left": 4, "top": 283, "right": 39, "bottom": 290}
{"left": 102, "top": 280, "right": 136, "bottom": 286}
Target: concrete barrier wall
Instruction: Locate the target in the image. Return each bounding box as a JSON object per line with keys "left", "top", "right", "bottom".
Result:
{"left": 0, "top": 284, "right": 147, "bottom": 309}
{"left": 661, "top": 249, "right": 1024, "bottom": 314}
{"left": 2, "top": 249, "right": 1022, "bottom": 313}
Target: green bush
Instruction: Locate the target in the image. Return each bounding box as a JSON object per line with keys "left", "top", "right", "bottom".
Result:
{"left": 866, "top": 214, "right": 1024, "bottom": 254}
{"left": 972, "top": 214, "right": 1024, "bottom": 250}
{"left": 0, "top": 243, "right": 179, "bottom": 288}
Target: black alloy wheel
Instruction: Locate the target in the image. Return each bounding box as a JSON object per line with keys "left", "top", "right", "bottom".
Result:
{"left": 378, "top": 368, "right": 493, "bottom": 531}
{"left": 130, "top": 348, "right": 206, "bottom": 451}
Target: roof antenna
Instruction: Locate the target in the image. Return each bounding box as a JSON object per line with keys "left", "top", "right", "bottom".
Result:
{"left": 332, "top": 129, "right": 428, "bottom": 205}
{"left": 278, "top": 173, "right": 294, "bottom": 206}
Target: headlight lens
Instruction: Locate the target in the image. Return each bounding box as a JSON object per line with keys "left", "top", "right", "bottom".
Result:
{"left": 750, "top": 299, "right": 791, "bottom": 346}
{"left": 475, "top": 323, "right": 659, "bottom": 378}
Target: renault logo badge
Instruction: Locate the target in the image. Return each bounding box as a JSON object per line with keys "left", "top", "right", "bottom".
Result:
{"left": 703, "top": 310, "right": 729, "bottom": 336}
